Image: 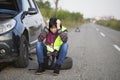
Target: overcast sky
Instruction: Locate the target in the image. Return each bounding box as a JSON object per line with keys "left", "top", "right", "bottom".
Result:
{"left": 49, "top": 0, "right": 120, "bottom": 19}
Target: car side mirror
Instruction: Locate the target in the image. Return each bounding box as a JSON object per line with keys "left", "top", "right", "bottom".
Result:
{"left": 22, "top": 8, "right": 37, "bottom": 19}
{"left": 27, "top": 8, "right": 37, "bottom": 15}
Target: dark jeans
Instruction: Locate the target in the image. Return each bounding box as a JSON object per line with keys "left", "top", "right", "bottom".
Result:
{"left": 36, "top": 41, "right": 68, "bottom": 65}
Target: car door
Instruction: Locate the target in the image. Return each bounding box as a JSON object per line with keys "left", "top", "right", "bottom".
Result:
{"left": 22, "top": 0, "right": 43, "bottom": 47}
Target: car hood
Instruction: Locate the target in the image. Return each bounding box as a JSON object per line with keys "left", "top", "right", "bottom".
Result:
{"left": 0, "top": 9, "right": 18, "bottom": 19}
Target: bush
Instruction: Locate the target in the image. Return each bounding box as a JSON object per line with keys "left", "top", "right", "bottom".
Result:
{"left": 36, "top": 1, "right": 84, "bottom": 29}
{"left": 96, "top": 19, "right": 120, "bottom": 31}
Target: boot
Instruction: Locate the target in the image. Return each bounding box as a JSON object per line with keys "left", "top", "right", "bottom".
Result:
{"left": 53, "top": 64, "right": 61, "bottom": 75}
{"left": 35, "top": 63, "right": 45, "bottom": 75}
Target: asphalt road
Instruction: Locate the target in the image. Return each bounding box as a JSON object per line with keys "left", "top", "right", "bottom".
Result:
{"left": 0, "top": 23, "right": 120, "bottom": 80}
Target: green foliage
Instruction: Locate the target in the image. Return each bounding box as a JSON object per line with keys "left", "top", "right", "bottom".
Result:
{"left": 36, "top": 1, "right": 51, "bottom": 9}
{"left": 36, "top": 1, "right": 84, "bottom": 29}
{"left": 96, "top": 19, "right": 120, "bottom": 31}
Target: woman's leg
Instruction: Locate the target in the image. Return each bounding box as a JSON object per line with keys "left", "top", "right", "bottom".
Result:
{"left": 53, "top": 42, "right": 68, "bottom": 75}
{"left": 36, "top": 41, "right": 47, "bottom": 64}
{"left": 56, "top": 42, "right": 68, "bottom": 65}
{"left": 35, "top": 41, "right": 47, "bottom": 74}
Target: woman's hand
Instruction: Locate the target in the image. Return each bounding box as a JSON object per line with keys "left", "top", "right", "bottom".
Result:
{"left": 46, "top": 19, "right": 49, "bottom": 29}
{"left": 56, "top": 19, "right": 61, "bottom": 29}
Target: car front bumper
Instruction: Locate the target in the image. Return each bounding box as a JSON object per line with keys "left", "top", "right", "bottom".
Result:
{"left": 0, "top": 31, "right": 19, "bottom": 62}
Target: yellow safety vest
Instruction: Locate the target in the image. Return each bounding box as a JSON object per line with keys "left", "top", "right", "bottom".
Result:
{"left": 46, "top": 26, "right": 67, "bottom": 52}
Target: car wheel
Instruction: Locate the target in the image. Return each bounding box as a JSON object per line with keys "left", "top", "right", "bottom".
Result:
{"left": 14, "top": 35, "right": 29, "bottom": 68}
{"left": 44, "top": 56, "right": 73, "bottom": 70}
{"left": 61, "top": 57, "right": 73, "bottom": 70}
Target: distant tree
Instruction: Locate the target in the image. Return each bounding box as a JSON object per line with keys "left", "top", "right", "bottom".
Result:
{"left": 39, "top": 0, "right": 43, "bottom": 2}
{"left": 37, "top": 1, "right": 51, "bottom": 9}
{"left": 55, "top": 0, "right": 59, "bottom": 10}
{"left": 44, "top": 1, "right": 51, "bottom": 9}
{"left": 54, "top": 0, "right": 60, "bottom": 17}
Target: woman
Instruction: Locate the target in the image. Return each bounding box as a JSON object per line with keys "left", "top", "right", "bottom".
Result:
{"left": 35, "top": 17, "right": 68, "bottom": 75}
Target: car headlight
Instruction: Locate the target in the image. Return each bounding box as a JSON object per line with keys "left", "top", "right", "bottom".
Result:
{"left": 0, "top": 19, "right": 16, "bottom": 34}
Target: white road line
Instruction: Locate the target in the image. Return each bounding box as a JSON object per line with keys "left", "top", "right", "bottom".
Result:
{"left": 96, "top": 28, "right": 99, "bottom": 31}
{"left": 100, "top": 32, "right": 106, "bottom": 37}
{"left": 113, "top": 45, "right": 120, "bottom": 52}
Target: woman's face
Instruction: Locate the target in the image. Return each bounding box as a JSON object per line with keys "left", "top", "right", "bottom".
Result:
{"left": 50, "top": 25, "right": 58, "bottom": 34}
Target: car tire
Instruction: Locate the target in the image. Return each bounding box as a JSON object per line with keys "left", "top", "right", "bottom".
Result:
{"left": 61, "top": 57, "right": 73, "bottom": 70}
{"left": 45, "top": 56, "right": 73, "bottom": 70}
{"left": 14, "top": 35, "right": 29, "bottom": 68}
{"left": 75, "top": 27, "right": 80, "bottom": 32}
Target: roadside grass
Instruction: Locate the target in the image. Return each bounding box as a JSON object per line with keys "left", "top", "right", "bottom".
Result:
{"left": 43, "top": 17, "right": 84, "bottom": 29}
{"left": 96, "top": 19, "right": 120, "bottom": 31}
{"left": 61, "top": 20, "right": 84, "bottom": 29}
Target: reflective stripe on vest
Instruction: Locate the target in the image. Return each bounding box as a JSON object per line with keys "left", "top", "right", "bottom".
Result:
{"left": 46, "top": 45, "right": 54, "bottom": 52}
{"left": 46, "top": 26, "right": 67, "bottom": 52}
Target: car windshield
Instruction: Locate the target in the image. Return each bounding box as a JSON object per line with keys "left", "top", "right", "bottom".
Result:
{"left": 0, "top": 9, "right": 17, "bottom": 15}
{"left": 0, "top": 0, "right": 18, "bottom": 15}
{"left": 0, "top": 0, "right": 18, "bottom": 19}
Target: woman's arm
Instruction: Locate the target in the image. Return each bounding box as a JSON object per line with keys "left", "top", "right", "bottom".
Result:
{"left": 38, "top": 27, "right": 48, "bottom": 41}
{"left": 58, "top": 30, "right": 68, "bottom": 42}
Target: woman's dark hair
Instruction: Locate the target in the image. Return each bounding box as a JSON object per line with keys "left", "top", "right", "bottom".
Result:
{"left": 49, "top": 17, "right": 57, "bottom": 28}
